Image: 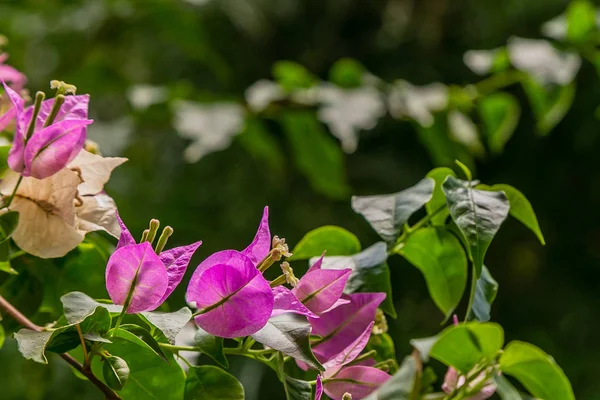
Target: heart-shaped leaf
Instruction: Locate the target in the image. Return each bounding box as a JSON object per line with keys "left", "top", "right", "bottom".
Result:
{"left": 110, "top": 325, "right": 168, "bottom": 362}
{"left": 468, "top": 265, "right": 499, "bottom": 322}
{"left": 103, "top": 355, "right": 130, "bottom": 391}
{"left": 425, "top": 167, "right": 456, "bottom": 225}
{"left": 184, "top": 366, "right": 244, "bottom": 400}
{"left": 291, "top": 225, "right": 361, "bottom": 260}
{"left": 194, "top": 327, "right": 228, "bottom": 368}
{"left": 399, "top": 227, "right": 467, "bottom": 318}
{"left": 443, "top": 176, "right": 509, "bottom": 276}
{"left": 478, "top": 92, "right": 520, "bottom": 154}
{"left": 352, "top": 178, "right": 434, "bottom": 243}
{"left": 140, "top": 307, "right": 192, "bottom": 344}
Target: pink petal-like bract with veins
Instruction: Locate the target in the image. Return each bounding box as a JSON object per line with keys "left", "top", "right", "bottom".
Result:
{"left": 315, "top": 375, "right": 323, "bottom": 400}
{"left": 322, "top": 321, "right": 374, "bottom": 370}
{"left": 241, "top": 206, "right": 271, "bottom": 265}
{"left": 271, "top": 286, "right": 317, "bottom": 318}
{"left": 309, "top": 292, "right": 385, "bottom": 364}
{"left": 158, "top": 241, "right": 202, "bottom": 304}
{"left": 324, "top": 366, "right": 391, "bottom": 400}
{"left": 105, "top": 242, "right": 169, "bottom": 313}
{"left": 23, "top": 118, "right": 92, "bottom": 179}
{"left": 187, "top": 250, "right": 274, "bottom": 338}
{"left": 292, "top": 254, "right": 352, "bottom": 315}
{"left": 4, "top": 82, "right": 26, "bottom": 173}
{"left": 115, "top": 211, "right": 136, "bottom": 249}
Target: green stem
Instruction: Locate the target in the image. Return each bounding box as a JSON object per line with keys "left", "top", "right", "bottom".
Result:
{"left": 463, "top": 264, "right": 477, "bottom": 322}
{"left": 3, "top": 175, "right": 23, "bottom": 209}
{"left": 391, "top": 205, "right": 446, "bottom": 254}
{"left": 473, "top": 70, "right": 525, "bottom": 97}
{"left": 43, "top": 95, "right": 65, "bottom": 127}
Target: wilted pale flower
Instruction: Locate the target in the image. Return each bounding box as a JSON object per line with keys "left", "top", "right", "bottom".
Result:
{"left": 316, "top": 84, "right": 386, "bottom": 153}
{"left": 186, "top": 207, "right": 275, "bottom": 338}
{"left": 110, "top": 213, "right": 202, "bottom": 312}
{"left": 291, "top": 254, "right": 352, "bottom": 315}
{"left": 388, "top": 81, "right": 448, "bottom": 127}
{"left": 507, "top": 37, "right": 581, "bottom": 85}
{"left": 0, "top": 150, "right": 126, "bottom": 258}
{"left": 442, "top": 366, "right": 497, "bottom": 400}
{"left": 3, "top": 82, "right": 92, "bottom": 179}
{"left": 174, "top": 101, "right": 245, "bottom": 163}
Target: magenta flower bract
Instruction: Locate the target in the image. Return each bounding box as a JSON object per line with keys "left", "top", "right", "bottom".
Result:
{"left": 187, "top": 250, "right": 274, "bottom": 338}
{"left": 323, "top": 365, "right": 391, "bottom": 400}
{"left": 241, "top": 206, "right": 271, "bottom": 265}
{"left": 271, "top": 286, "right": 317, "bottom": 318}
{"left": 292, "top": 254, "right": 352, "bottom": 315}
{"left": 309, "top": 292, "right": 386, "bottom": 368}
{"left": 3, "top": 83, "right": 92, "bottom": 179}
{"left": 106, "top": 242, "right": 169, "bottom": 313}
{"left": 0, "top": 53, "right": 26, "bottom": 90}
{"left": 106, "top": 213, "right": 202, "bottom": 313}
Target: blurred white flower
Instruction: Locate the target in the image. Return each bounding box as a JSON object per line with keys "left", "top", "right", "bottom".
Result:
{"left": 317, "top": 84, "right": 386, "bottom": 153}
{"left": 87, "top": 117, "right": 133, "bottom": 157}
{"left": 542, "top": 11, "right": 600, "bottom": 40}
{"left": 463, "top": 48, "right": 503, "bottom": 75}
{"left": 127, "top": 84, "right": 169, "bottom": 111}
{"left": 507, "top": 37, "right": 581, "bottom": 85}
{"left": 448, "top": 110, "right": 485, "bottom": 156}
{"left": 388, "top": 81, "right": 448, "bottom": 127}
{"left": 174, "top": 101, "right": 245, "bottom": 163}
{"left": 245, "top": 79, "right": 285, "bottom": 112}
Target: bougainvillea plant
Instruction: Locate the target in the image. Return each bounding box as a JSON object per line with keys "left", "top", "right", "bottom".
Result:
{"left": 0, "top": 42, "right": 576, "bottom": 400}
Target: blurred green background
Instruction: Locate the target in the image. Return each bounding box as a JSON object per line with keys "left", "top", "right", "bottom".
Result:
{"left": 0, "top": 0, "right": 598, "bottom": 398}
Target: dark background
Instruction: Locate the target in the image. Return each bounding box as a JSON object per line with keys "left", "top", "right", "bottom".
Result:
{"left": 0, "top": 0, "right": 598, "bottom": 398}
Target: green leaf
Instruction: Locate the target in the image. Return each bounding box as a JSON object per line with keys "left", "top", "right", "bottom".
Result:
{"left": 282, "top": 374, "right": 312, "bottom": 400}
{"left": 478, "top": 92, "right": 520, "bottom": 154}
{"left": 281, "top": 111, "right": 349, "bottom": 199}
{"left": 237, "top": 117, "right": 285, "bottom": 174}
{"left": 426, "top": 167, "right": 456, "bottom": 225}
{"left": 468, "top": 265, "right": 499, "bottom": 322}
{"left": 103, "top": 355, "right": 130, "bottom": 391}
{"left": 140, "top": 307, "right": 192, "bottom": 344}
{"left": 0, "top": 324, "right": 4, "bottom": 349}
{"left": 316, "top": 242, "right": 396, "bottom": 318}
{"left": 409, "top": 336, "right": 438, "bottom": 362}
{"left": 522, "top": 79, "right": 575, "bottom": 136}
{"left": 0, "top": 211, "right": 19, "bottom": 242}
{"left": 184, "top": 366, "right": 244, "bottom": 400}
{"left": 92, "top": 337, "right": 185, "bottom": 400}
{"left": 329, "top": 58, "right": 366, "bottom": 88}
{"left": 194, "top": 327, "right": 228, "bottom": 368}
{"left": 494, "top": 374, "right": 528, "bottom": 400}
{"left": 0, "top": 260, "right": 17, "bottom": 275}
{"left": 291, "top": 225, "right": 361, "bottom": 260}
{"left": 399, "top": 227, "right": 467, "bottom": 318}
{"left": 251, "top": 313, "right": 323, "bottom": 371}
{"left": 566, "top": 0, "right": 596, "bottom": 43}
{"left": 111, "top": 325, "right": 168, "bottom": 362}
{"left": 364, "top": 356, "right": 417, "bottom": 400}
{"left": 352, "top": 178, "right": 434, "bottom": 243}
{"left": 443, "top": 176, "right": 510, "bottom": 276}
{"left": 0, "top": 145, "right": 11, "bottom": 178}
{"left": 430, "top": 322, "right": 504, "bottom": 374}
{"left": 14, "top": 306, "right": 111, "bottom": 363}
{"left": 273, "top": 61, "right": 317, "bottom": 92}
{"left": 478, "top": 184, "right": 545, "bottom": 245}
{"left": 500, "top": 341, "right": 575, "bottom": 400}
{"left": 61, "top": 291, "right": 122, "bottom": 324}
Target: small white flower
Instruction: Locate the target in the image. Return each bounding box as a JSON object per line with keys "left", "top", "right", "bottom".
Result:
{"left": 245, "top": 80, "right": 285, "bottom": 112}
{"left": 388, "top": 81, "right": 448, "bottom": 127}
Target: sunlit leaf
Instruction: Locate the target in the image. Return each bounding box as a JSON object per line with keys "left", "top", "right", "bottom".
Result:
{"left": 273, "top": 61, "right": 317, "bottom": 92}
{"left": 291, "top": 225, "right": 361, "bottom": 260}
{"left": 194, "top": 327, "right": 228, "bottom": 368}
{"left": 478, "top": 184, "right": 545, "bottom": 245}
{"left": 468, "top": 265, "right": 499, "bottom": 322}
{"left": 329, "top": 58, "right": 366, "bottom": 88}
{"left": 351, "top": 178, "right": 434, "bottom": 243}
{"left": 430, "top": 322, "right": 504, "bottom": 374}
{"left": 103, "top": 355, "right": 130, "bottom": 391}
{"left": 425, "top": 167, "right": 456, "bottom": 226}
{"left": 252, "top": 313, "right": 323, "bottom": 371}
{"left": 500, "top": 341, "right": 575, "bottom": 400}
{"left": 566, "top": 0, "right": 596, "bottom": 43}
{"left": 184, "top": 366, "right": 244, "bottom": 400}
{"left": 443, "top": 176, "right": 510, "bottom": 276}
{"left": 399, "top": 227, "right": 467, "bottom": 318}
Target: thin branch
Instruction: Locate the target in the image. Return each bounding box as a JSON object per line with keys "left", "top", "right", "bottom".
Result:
{"left": 0, "top": 295, "right": 121, "bottom": 400}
